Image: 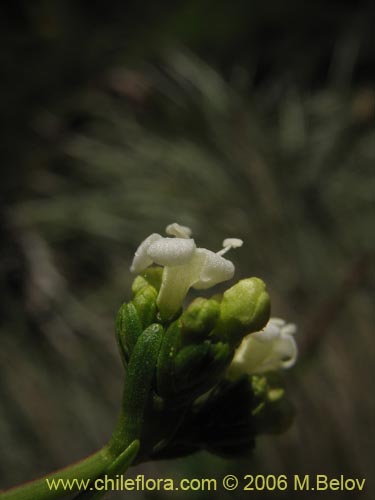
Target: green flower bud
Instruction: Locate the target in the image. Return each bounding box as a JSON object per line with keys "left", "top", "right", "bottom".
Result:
{"left": 211, "top": 278, "right": 270, "bottom": 347}
{"left": 181, "top": 298, "right": 220, "bottom": 341}
{"left": 115, "top": 274, "right": 160, "bottom": 365}
{"left": 132, "top": 285, "right": 158, "bottom": 329}
{"left": 115, "top": 302, "right": 142, "bottom": 365}
{"left": 132, "top": 267, "right": 163, "bottom": 294}
{"left": 115, "top": 270, "right": 162, "bottom": 368}
{"left": 131, "top": 269, "right": 162, "bottom": 329}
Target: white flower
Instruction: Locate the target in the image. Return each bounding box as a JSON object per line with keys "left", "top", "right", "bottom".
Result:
{"left": 130, "top": 223, "right": 243, "bottom": 319}
{"left": 228, "top": 318, "right": 297, "bottom": 377}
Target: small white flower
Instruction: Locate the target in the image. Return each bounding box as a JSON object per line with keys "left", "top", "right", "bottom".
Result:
{"left": 228, "top": 318, "right": 298, "bottom": 377}
{"left": 130, "top": 223, "right": 243, "bottom": 319}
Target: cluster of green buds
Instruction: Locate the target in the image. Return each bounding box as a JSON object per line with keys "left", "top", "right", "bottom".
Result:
{"left": 110, "top": 223, "right": 297, "bottom": 462}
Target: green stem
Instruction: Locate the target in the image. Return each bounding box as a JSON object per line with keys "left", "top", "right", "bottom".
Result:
{"left": 1, "top": 445, "right": 115, "bottom": 500}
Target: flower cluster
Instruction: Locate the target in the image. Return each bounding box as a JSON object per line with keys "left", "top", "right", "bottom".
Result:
{"left": 131, "top": 223, "right": 298, "bottom": 376}
{"left": 2, "top": 222, "right": 299, "bottom": 500}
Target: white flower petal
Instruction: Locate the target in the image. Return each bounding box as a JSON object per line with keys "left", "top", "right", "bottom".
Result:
{"left": 147, "top": 238, "right": 196, "bottom": 267}
{"left": 192, "top": 249, "right": 234, "bottom": 289}
{"left": 165, "top": 223, "right": 192, "bottom": 238}
{"left": 273, "top": 334, "right": 298, "bottom": 369}
{"left": 269, "top": 317, "right": 286, "bottom": 327}
{"left": 229, "top": 336, "right": 271, "bottom": 376}
{"left": 251, "top": 321, "right": 280, "bottom": 342}
{"left": 281, "top": 323, "right": 297, "bottom": 336}
{"left": 130, "top": 233, "right": 162, "bottom": 273}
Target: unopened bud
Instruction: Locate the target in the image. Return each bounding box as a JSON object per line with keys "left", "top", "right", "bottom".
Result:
{"left": 181, "top": 298, "right": 220, "bottom": 340}
{"left": 211, "top": 278, "right": 270, "bottom": 346}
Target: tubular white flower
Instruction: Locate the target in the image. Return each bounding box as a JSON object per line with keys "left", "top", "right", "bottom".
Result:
{"left": 228, "top": 318, "right": 298, "bottom": 377}
{"left": 130, "top": 223, "right": 243, "bottom": 319}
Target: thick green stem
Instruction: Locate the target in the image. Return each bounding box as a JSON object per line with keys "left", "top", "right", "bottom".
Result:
{"left": 0, "top": 445, "right": 114, "bottom": 500}
{"left": 109, "top": 409, "right": 132, "bottom": 457}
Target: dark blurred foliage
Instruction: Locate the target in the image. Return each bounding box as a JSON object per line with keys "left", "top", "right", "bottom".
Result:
{"left": 0, "top": 1, "right": 374, "bottom": 499}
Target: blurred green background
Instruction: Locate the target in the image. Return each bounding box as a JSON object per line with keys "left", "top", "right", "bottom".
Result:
{"left": 0, "top": 1, "right": 373, "bottom": 499}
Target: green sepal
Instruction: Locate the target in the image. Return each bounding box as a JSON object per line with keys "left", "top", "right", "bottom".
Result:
{"left": 156, "top": 320, "right": 182, "bottom": 398}
{"left": 132, "top": 284, "right": 158, "bottom": 329}
{"left": 110, "top": 323, "right": 164, "bottom": 455}
{"left": 211, "top": 277, "right": 271, "bottom": 347}
{"left": 115, "top": 302, "right": 142, "bottom": 364}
